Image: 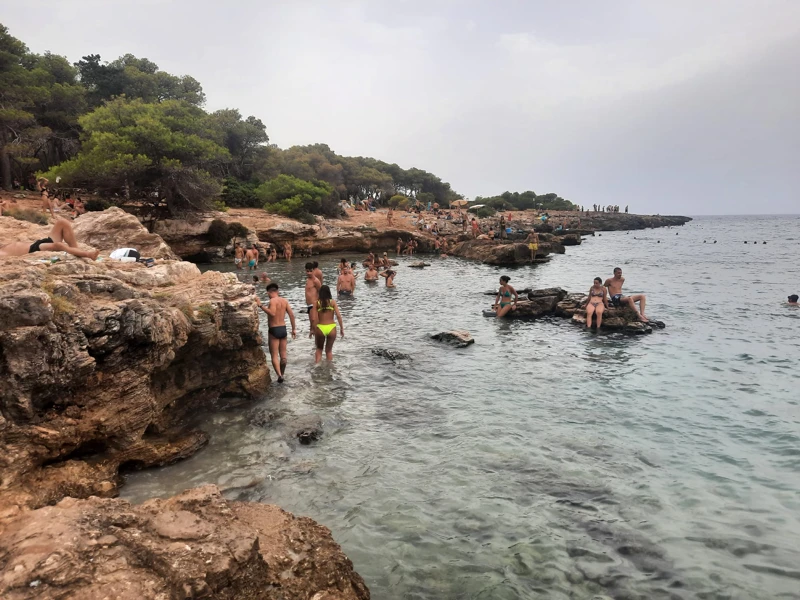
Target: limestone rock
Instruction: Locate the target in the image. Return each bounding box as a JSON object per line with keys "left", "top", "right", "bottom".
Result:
{"left": 0, "top": 255, "right": 269, "bottom": 511}
{"left": 0, "top": 485, "right": 370, "bottom": 600}
{"left": 408, "top": 261, "right": 431, "bottom": 268}
{"left": 291, "top": 414, "right": 324, "bottom": 445}
{"left": 431, "top": 330, "right": 474, "bottom": 347}
{"left": 449, "top": 235, "right": 564, "bottom": 266}
{"left": 72, "top": 207, "right": 177, "bottom": 259}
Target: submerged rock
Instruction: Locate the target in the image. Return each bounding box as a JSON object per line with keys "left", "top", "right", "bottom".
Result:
{"left": 408, "top": 260, "right": 431, "bottom": 268}
{"left": 291, "top": 414, "right": 324, "bottom": 445}
{"left": 372, "top": 348, "right": 412, "bottom": 361}
{"left": 431, "top": 330, "right": 475, "bottom": 347}
{"left": 0, "top": 485, "right": 370, "bottom": 600}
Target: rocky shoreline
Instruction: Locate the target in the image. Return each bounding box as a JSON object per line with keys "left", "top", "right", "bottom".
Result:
{"left": 0, "top": 210, "right": 369, "bottom": 599}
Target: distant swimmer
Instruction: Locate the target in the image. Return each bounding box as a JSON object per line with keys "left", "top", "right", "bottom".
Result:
{"left": 604, "top": 267, "right": 648, "bottom": 322}
{"left": 255, "top": 283, "right": 297, "bottom": 383}
{"left": 337, "top": 265, "right": 356, "bottom": 297}
{"left": 365, "top": 264, "right": 379, "bottom": 281}
{"left": 493, "top": 275, "right": 518, "bottom": 318}
{"left": 789, "top": 295, "right": 799, "bottom": 306}
{"left": 380, "top": 268, "right": 396, "bottom": 287}
{"left": 314, "top": 285, "right": 345, "bottom": 362}
{"left": 584, "top": 277, "right": 608, "bottom": 329}
{"left": 305, "top": 262, "right": 322, "bottom": 337}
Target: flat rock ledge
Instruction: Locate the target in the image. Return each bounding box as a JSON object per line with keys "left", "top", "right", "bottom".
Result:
{"left": 486, "top": 288, "right": 665, "bottom": 334}
{"left": 0, "top": 484, "right": 370, "bottom": 600}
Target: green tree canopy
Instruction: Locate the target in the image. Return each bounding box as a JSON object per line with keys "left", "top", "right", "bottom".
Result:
{"left": 256, "top": 174, "right": 336, "bottom": 223}
{"left": 42, "top": 97, "right": 228, "bottom": 214}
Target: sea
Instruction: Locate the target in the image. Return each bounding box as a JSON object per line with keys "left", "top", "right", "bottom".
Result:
{"left": 122, "top": 215, "right": 800, "bottom": 599}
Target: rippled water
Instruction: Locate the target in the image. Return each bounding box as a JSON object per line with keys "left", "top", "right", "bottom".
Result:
{"left": 123, "top": 215, "right": 800, "bottom": 599}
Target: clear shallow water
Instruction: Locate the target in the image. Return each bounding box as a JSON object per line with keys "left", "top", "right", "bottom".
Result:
{"left": 122, "top": 215, "right": 800, "bottom": 599}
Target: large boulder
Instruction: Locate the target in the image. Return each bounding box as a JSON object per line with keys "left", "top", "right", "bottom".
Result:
{"left": 450, "top": 235, "right": 564, "bottom": 266}
{"left": 0, "top": 485, "right": 370, "bottom": 600}
{"left": 0, "top": 256, "right": 269, "bottom": 511}
{"left": 72, "top": 207, "right": 177, "bottom": 259}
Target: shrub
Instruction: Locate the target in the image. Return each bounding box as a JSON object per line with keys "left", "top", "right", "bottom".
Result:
{"left": 207, "top": 219, "right": 232, "bottom": 246}
{"left": 222, "top": 178, "right": 261, "bottom": 208}
{"left": 476, "top": 207, "right": 496, "bottom": 219}
{"left": 196, "top": 303, "right": 216, "bottom": 321}
{"left": 212, "top": 199, "right": 229, "bottom": 212}
{"left": 84, "top": 198, "right": 111, "bottom": 212}
{"left": 4, "top": 207, "right": 48, "bottom": 225}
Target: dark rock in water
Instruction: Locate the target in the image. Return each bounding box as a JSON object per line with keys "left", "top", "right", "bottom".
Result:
{"left": 431, "top": 330, "right": 474, "bottom": 347}
{"left": 486, "top": 287, "right": 666, "bottom": 334}
{"left": 558, "top": 233, "right": 582, "bottom": 246}
{"left": 372, "top": 348, "right": 412, "bottom": 361}
{"left": 408, "top": 261, "right": 431, "bottom": 268}
{"left": 291, "top": 414, "right": 323, "bottom": 445}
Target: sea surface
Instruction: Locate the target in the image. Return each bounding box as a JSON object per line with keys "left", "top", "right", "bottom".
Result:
{"left": 122, "top": 215, "right": 800, "bottom": 599}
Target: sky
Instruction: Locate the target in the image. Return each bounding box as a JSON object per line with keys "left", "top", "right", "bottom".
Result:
{"left": 4, "top": 0, "right": 799, "bottom": 214}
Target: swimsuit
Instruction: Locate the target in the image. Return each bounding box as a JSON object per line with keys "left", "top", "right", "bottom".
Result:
{"left": 528, "top": 243, "right": 538, "bottom": 250}
{"left": 316, "top": 301, "right": 337, "bottom": 336}
{"left": 589, "top": 289, "right": 604, "bottom": 307}
{"left": 235, "top": 258, "right": 242, "bottom": 265}
{"left": 499, "top": 288, "right": 513, "bottom": 308}
{"left": 268, "top": 326, "right": 287, "bottom": 339}
{"left": 248, "top": 259, "right": 256, "bottom": 268}
{"left": 338, "top": 289, "right": 352, "bottom": 296}
{"left": 29, "top": 237, "right": 53, "bottom": 253}
{"left": 610, "top": 294, "right": 623, "bottom": 307}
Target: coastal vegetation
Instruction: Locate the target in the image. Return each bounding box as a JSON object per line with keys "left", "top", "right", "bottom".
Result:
{"left": 1, "top": 23, "right": 577, "bottom": 220}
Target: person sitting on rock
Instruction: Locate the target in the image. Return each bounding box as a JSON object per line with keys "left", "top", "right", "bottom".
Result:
{"left": 585, "top": 277, "right": 609, "bottom": 329}
{"left": 493, "top": 275, "right": 518, "bottom": 318}
{"left": 604, "top": 267, "right": 648, "bottom": 322}
{"left": 0, "top": 218, "right": 100, "bottom": 260}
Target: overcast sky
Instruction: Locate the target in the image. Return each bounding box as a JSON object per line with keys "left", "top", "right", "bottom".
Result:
{"left": 5, "top": 1, "right": 799, "bottom": 214}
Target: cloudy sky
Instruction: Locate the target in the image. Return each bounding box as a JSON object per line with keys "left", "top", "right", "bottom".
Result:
{"left": 5, "top": 1, "right": 799, "bottom": 214}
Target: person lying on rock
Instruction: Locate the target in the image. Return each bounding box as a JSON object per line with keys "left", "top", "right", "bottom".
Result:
{"left": 604, "top": 267, "right": 648, "bottom": 322}
{"left": 0, "top": 218, "right": 100, "bottom": 260}
{"left": 255, "top": 283, "right": 296, "bottom": 384}
{"left": 585, "top": 277, "right": 609, "bottom": 329}
{"left": 494, "top": 275, "right": 518, "bottom": 318}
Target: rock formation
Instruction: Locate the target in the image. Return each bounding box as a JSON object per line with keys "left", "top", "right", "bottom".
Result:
{"left": 483, "top": 287, "right": 665, "bottom": 334}
{"left": 73, "top": 207, "right": 178, "bottom": 259}
{"left": 0, "top": 256, "right": 269, "bottom": 511}
{"left": 449, "top": 234, "right": 564, "bottom": 266}
{"left": 431, "top": 330, "right": 475, "bottom": 347}
{"left": 0, "top": 485, "right": 370, "bottom": 600}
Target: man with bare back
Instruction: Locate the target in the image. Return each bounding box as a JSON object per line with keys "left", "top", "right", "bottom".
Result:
{"left": 234, "top": 243, "right": 245, "bottom": 269}
{"left": 245, "top": 246, "right": 258, "bottom": 270}
{"left": 255, "top": 283, "right": 296, "bottom": 383}
{"left": 604, "top": 267, "right": 648, "bottom": 322}
{"left": 312, "top": 261, "right": 324, "bottom": 285}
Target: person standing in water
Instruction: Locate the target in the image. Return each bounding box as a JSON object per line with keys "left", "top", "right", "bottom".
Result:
{"left": 312, "top": 261, "right": 324, "bottom": 285}
{"left": 234, "top": 243, "right": 245, "bottom": 269}
{"left": 337, "top": 266, "right": 356, "bottom": 296}
{"left": 396, "top": 237, "right": 403, "bottom": 255}
{"left": 585, "top": 277, "right": 608, "bottom": 329}
{"left": 255, "top": 283, "right": 296, "bottom": 383}
{"left": 380, "top": 268, "right": 396, "bottom": 287}
{"left": 365, "top": 264, "right": 379, "bottom": 281}
{"left": 245, "top": 246, "right": 258, "bottom": 270}
{"left": 314, "top": 285, "right": 344, "bottom": 362}
{"left": 493, "top": 275, "right": 518, "bottom": 317}
{"left": 304, "top": 262, "right": 322, "bottom": 337}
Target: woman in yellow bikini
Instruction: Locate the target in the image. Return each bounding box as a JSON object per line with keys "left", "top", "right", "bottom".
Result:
{"left": 314, "top": 285, "right": 345, "bottom": 362}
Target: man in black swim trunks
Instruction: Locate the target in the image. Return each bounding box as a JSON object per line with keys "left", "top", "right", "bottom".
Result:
{"left": 254, "top": 283, "right": 296, "bottom": 383}
{"left": 0, "top": 218, "right": 100, "bottom": 260}
{"left": 337, "top": 265, "right": 356, "bottom": 297}
{"left": 604, "top": 267, "right": 648, "bottom": 321}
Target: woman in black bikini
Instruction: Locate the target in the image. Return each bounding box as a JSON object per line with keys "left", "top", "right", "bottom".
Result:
{"left": 585, "top": 277, "right": 608, "bottom": 329}
{"left": 0, "top": 218, "right": 100, "bottom": 259}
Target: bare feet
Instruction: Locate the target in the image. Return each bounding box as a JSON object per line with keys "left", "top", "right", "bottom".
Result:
{"left": 639, "top": 314, "right": 649, "bottom": 322}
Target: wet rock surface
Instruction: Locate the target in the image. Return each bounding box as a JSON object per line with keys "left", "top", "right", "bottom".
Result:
{"left": 0, "top": 485, "right": 370, "bottom": 600}
{"left": 450, "top": 234, "right": 564, "bottom": 266}
{"left": 431, "top": 330, "right": 475, "bottom": 347}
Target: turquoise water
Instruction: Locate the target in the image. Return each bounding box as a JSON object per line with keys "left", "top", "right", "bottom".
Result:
{"left": 122, "top": 215, "right": 800, "bottom": 599}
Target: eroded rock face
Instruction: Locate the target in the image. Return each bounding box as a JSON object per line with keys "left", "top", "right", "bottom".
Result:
{"left": 72, "top": 207, "right": 178, "bottom": 259}
{"left": 450, "top": 234, "right": 565, "bottom": 266}
{"left": 0, "top": 485, "right": 370, "bottom": 600}
{"left": 0, "top": 256, "right": 269, "bottom": 510}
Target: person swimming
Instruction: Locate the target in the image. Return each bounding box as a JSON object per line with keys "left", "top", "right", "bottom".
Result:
{"left": 788, "top": 294, "right": 799, "bottom": 306}
{"left": 493, "top": 275, "right": 517, "bottom": 317}
{"left": 380, "top": 268, "right": 396, "bottom": 287}
{"left": 314, "top": 285, "right": 345, "bottom": 362}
